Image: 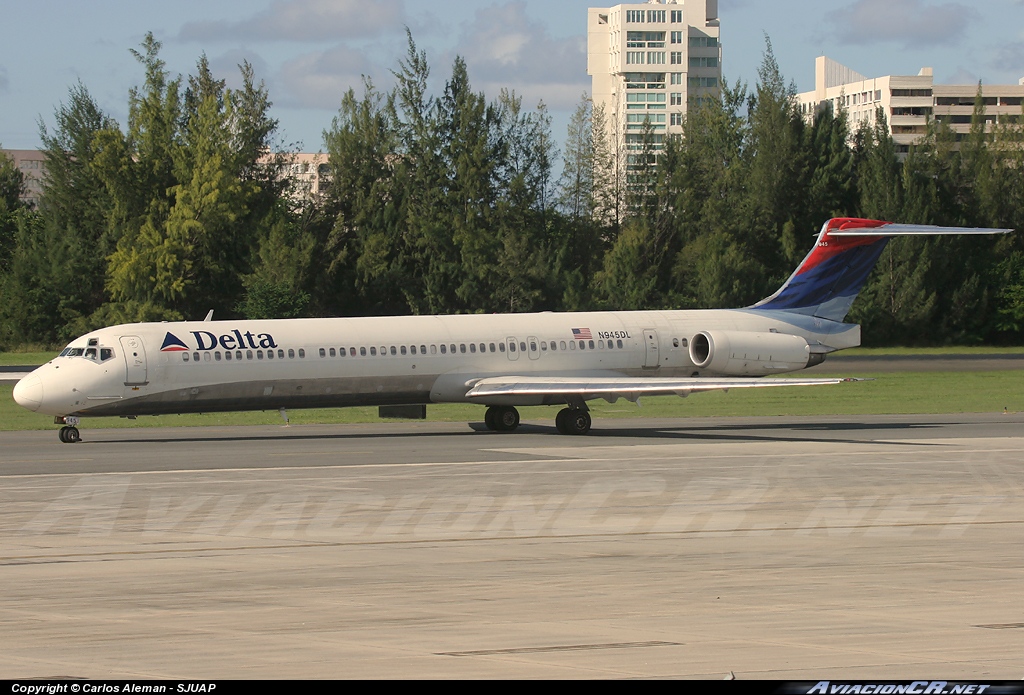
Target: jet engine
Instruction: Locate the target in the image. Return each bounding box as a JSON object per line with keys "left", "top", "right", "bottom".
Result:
{"left": 688, "top": 330, "right": 813, "bottom": 376}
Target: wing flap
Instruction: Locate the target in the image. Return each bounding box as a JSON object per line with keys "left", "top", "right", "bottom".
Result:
{"left": 466, "top": 375, "right": 862, "bottom": 400}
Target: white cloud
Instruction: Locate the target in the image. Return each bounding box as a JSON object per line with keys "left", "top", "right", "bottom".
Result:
{"left": 180, "top": 0, "right": 406, "bottom": 42}
{"left": 827, "top": 0, "right": 977, "bottom": 47}
{"left": 276, "top": 44, "right": 379, "bottom": 110}
{"left": 449, "top": 1, "right": 588, "bottom": 110}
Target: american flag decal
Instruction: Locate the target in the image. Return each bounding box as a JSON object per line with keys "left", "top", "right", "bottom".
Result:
{"left": 571, "top": 328, "right": 593, "bottom": 340}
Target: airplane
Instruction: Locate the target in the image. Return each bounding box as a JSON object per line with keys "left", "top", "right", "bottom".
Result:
{"left": 12, "top": 217, "right": 1012, "bottom": 443}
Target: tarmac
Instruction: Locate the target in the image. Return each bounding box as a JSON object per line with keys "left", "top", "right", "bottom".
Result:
{"left": 1, "top": 413, "right": 1023, "bottom": 679}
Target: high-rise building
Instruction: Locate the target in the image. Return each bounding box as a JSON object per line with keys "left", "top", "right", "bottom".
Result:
{"left": 588, "top": 0, "right": 722, "bottom": 154}
{"left": 796, "top": 56, "right": 1024, "bottom": 154}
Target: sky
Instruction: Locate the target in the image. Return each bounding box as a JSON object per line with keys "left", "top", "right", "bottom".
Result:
{"left": 2, "top": 0, "right": 1024, "bottom": 156}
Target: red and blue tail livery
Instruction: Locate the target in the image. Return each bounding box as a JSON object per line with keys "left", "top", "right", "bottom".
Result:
{"left": 752, "top": 218, "right": 1010, "bottom": 322}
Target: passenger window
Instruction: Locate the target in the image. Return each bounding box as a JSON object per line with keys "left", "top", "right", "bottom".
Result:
{"left": 499, "top": 343, "right": 505, "bottom": 352}
{"left": 215, "top": 351, "right": 222, "bottom": 361}
{"left": 541, "top": 342, "right": 548, "bottom": 351}
{"left": 460, "top": 344, "right": 467, "bottom": 354}
{"left": 236, "top": 350, "right": 243, "bottom": 360}
{"left": 682, "top": 338, "right": 688, "bottom": 348}
{"left": 360, "top": 347, "right": 367, "bottom": 356}
{"left": 617, "top": 339, "right": 623, "bottom": 349}
{"left": 246, "top": 350, "right": 253, "bottom": 360}
{"left": 470, "top": 344, "right": 476, "bottom": 353}
{"left": 182, "top": 353, "right": 190, "bottom": 362}
{"left": 319, "top": 348, "right": 326, "bottom": 358}
{"left": 193, "top": 352, "right": 200, "bottom": 362}
{"left": 588, "top": 340, "right": 595, "bottom": 349}
{"left": 509, "top": 342, "right": 516, "bottom": 352}
{"left": 420, "top": 345, "right": 426, "bottom": 354}
{"left": 278, "top": 349, "right": 285, "bottom": 359}
{"left": 204, "top": 353, "right": 212, "bottom": 362}
{"left": 225, "top": 351, "right": 232, "bottom": 361}
{"left": 607, "top": 340, "right": 613, "bottom": 349}
{"left": 409, "top": 345, "right": 415, "bottom": 355}
{"left": 289, "top": 348, "right": 296, "bottom": 358}
{"left": 489, "top": 343, "right": 495, "bottom": 352}
{"left": 257, "top": 350, "right": 264, "bottom": 360}
{"left": 267, "top": 350, "right": 275, "bottom": 360}
{"left": 298, "top": 349, "right": 305, "bottom": 358}
{"left": 560, "top": 341, "right": 566, "bottom": 350}
{"left": 350, "top": 348, "right": 356, "bottom": 356}
{"left": 570, "top": 341, "right": 576, "bottom": 350}
{"left": 520, "top": 342, "right": 526, "bottom": 352}
{"left": 430, "top": 345, "right": 437, "bottom": 354}
{"left": 450, "top": 344, "right": 456, "bottom": 354}
{"left": 579, "top": 341, "right": 586, "bottom": 350}
{"left": 550, "top": 342, "right": 556, "bottom": 351}
{"left": 380, "top": 346, "right": 386, "bottom": 355}
{"left": 441, "top": 344, "right": 447, "bottom": 354}
{"left": 672, "top": 338, "right": 679, "bottom": 348}
{"left": 329, "top": 348, "right": 336, "bottom": 357}
{"left": 369, "top": 347, "right": 376, "bottom": 356}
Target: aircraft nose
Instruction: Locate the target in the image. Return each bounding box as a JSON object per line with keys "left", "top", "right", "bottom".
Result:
{"left": 13, "top": 374, "right": 43, "bottom": 412}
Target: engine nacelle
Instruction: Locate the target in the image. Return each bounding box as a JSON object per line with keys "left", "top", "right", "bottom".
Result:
{"left": 688, "top": 330, "right": 811, "bottom": 376}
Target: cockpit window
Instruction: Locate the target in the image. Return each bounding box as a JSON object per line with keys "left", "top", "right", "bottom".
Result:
{"left": 100, "top": 348, "right": 114, "bottom": 361}
{"left": 59, "top": 348, "right": 71, "bottom": 357}
{"left": 67, "top": 348, "right": 85, "bottom": 357}
{"left": 85, "top": 348, "right": 98, "bottom": 360}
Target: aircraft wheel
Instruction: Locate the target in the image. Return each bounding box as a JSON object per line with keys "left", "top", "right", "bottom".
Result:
{"left": 484, "top": 406, "right": 498, "bottom": 431}
{"left": 562, "top": 409, "right": 591, "bottom": 436}
{"left": 555, "top": 408, "right": 570, "bottom": 434}
{"left": 494, "top": 406, "right": 520, "bottom": 432}
{"left": 59, "top": 426, "right": 80, "bottom": 443}
{"left": 58, "top": 426, "right": 68, "bottom": 443}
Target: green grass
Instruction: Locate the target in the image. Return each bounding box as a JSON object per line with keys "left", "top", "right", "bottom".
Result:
{"left": 839, "top": 346, "right": 1024, "bottom": 355}
{"left": 3, "top": 370, "right": 1022, "bottom": 432}
{"left": 0, "top": 351, "right": 58, "bottom": 366}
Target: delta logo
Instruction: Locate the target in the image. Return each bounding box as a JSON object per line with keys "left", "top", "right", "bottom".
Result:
{"left": 160, "top": 329, "right": 279, "bottom": 352}
{"left": 160, "top": 332, "right": 190, "bottom": 352}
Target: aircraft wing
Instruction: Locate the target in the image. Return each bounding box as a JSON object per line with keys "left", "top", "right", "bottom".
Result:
{"left": 466, "top": 375, "right": 862, "bottom": 401}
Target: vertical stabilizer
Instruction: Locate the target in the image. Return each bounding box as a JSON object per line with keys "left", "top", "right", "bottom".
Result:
{"left": 751, "top": 218, "right": 1011, "bottom": 322}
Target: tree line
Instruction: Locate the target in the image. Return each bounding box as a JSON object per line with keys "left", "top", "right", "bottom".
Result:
{"left": 1, "top": 33, "right": 1023, "bottom": 349}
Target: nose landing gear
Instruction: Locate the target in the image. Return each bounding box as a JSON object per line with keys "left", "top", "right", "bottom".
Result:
{"left": 56, "top": 416, "right": 82, "bottom": 444}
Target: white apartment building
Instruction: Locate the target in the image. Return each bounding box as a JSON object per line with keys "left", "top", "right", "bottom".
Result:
{"left": 1, "top": 149, "right": 46, "bottom": 207}
{"left": 588, "top": 0, "right": 722, "bottom": 154}
{"left": 797, "top": 56, "right": 1024, "bottom": 154}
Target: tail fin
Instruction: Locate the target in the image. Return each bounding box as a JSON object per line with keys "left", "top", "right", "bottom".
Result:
{"left": 751, "top": 218, "right": 1012, "bottom": 322}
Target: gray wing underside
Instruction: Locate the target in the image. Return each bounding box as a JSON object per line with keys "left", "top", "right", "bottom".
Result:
{"left": 466, "top": 375, "right": 862, "bottom": 401}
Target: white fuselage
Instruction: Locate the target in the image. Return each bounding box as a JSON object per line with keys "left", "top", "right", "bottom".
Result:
{"left": 13, "top": 308, "right": 860, "bottom": 418}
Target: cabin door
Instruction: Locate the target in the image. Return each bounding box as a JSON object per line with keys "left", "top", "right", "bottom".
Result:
{"left": 119, "top": 335, "right": 149, "bottom": 385}
{"left": 643, "top": 329, "right": 660, "bottom": 369}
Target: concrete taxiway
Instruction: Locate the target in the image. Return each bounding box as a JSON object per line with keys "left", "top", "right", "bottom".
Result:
{"left": 1, "top": 414, "right": 1023, "bottom": 679}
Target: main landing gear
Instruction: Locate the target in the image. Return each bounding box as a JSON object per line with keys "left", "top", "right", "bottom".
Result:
{"left": 482, "top": 405, "right": 592, "bottom": 435}
{"left": 56, "top": 416, "right": 81, "bottom": 444}
{"left": 484, "top": 405, "right": 520, "bottom": 432}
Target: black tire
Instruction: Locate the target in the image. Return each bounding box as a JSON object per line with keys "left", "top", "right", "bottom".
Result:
{"left": 565, "top": 410, "right": 591, "bottom": 435}
{"left": 484, "top": 407, "right": 497, "bottom": 431}
{"left": 65, "top": 427, "right": 81, "bottom": 443}
{"left": 58, "top": 426, "right": 68, "bottom": 443}
{"left": 495, "top": 406, "right": 520, "bottom": 432}
{"left": 555, "top": 408, "right": 570, "bottom": 434}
